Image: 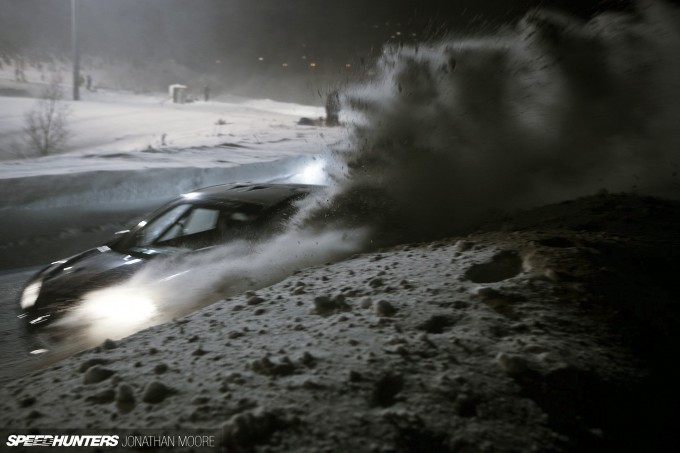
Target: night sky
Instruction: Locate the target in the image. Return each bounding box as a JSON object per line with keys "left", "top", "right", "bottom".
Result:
{"left": 0, "top": 0, "right": 640, "bottom": 73}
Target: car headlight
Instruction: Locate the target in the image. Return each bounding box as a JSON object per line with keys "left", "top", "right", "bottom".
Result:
{"left": 20, "top": 280, "right": 42, "bottom": 310}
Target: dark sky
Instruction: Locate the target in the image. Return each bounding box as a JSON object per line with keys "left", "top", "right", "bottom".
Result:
{"left": 0, "top": 0, "right": 639, "bottom": 71}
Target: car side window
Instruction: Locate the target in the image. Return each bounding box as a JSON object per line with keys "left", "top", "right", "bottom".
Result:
{"left": 137, "top": 205, "right": 189, "bottom": 246}
{"left": 158, "top": 208, "right": 220, "bottom": 243}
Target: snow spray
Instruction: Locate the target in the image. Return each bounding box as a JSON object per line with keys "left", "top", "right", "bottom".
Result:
{"left": 53, "top": 1, "right": 680, "bottom": 348}
{"left": 303, "top": 1, "right": 680, "bottom": 242}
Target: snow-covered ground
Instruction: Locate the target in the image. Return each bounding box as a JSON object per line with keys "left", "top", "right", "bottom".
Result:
{"left": 0, "top": 88, "right": 346, "bottom": 270}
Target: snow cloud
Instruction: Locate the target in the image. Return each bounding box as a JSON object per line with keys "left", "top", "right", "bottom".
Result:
{"left": 307, "top": 1, "right": 680, "bottom": 242}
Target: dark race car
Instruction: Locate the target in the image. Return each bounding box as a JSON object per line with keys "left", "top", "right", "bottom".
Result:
{"left": 18, "top": 183, "right": 320, "bottom": 335}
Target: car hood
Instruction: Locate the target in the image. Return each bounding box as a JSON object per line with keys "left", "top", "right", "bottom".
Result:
{"left": 33, "top": 246, "right": 148, "bottom": 309}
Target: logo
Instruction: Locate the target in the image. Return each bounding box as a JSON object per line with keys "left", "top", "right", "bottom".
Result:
{"left": 6, "top": 435, "right": 119, "bottom": 447}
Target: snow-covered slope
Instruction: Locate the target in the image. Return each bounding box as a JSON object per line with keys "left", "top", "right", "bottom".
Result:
{"left": 2, "top": 194, "right": 679, "bottom": 452}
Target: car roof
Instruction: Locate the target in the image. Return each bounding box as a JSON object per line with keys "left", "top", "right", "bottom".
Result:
{"left": 180, "top": 183, "right": 323, "bottom": 207}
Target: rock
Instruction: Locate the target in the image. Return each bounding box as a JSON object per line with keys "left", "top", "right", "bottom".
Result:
{"left": 142, "top": 381, "right": 172, "bottom": 404}
{"left": 154, "top": 363, "right": 168, "bottom": 374}
{"left": 83, "top": 366, "right": 115, "bottom": 385}
{"left": 455, "top": 240, "right": 475, "bottom": 252}
{"left": 465, "top": 250, "right": 522, "bottom": 283}
{"left": 247, "top": 296, "right": 265, "bottom": 306}
{"left": 299, "top": 351, "right": 316, "bottom": 368}
{"left": 192, "top": 396, "right": 210, "bottom": 405}
{"left": 100, "top": 339, "right": 117, "bottom": 350}
{"left": 496, "top": 352, "right": 531, "bottom": 377}
{"left": 79, "top": 358, "right": 108, "bottom": 373}
{"left": 369, "top": 277, "right": 384, "bottom": 288}
{"left": 312, "top": 294, "right": 350, "bottom": 316}
{"left": 417, "top": 314, "right": 456, "bottom": 334}
{"left": 360, "top": 297, "right": 373, "bottom": 309}
{"left": 116, "top": 383, "right": 135, "bottom": 403}
{"left": 375, "top": 300, "right": 397, "bottom": 317}
{"left": 19, "top": 396, "right": 36, "bottom": 407}
{"left": 251, "top": 356, "right": 296, "bottom": 376}
{"left": 220, "top": 408, "right": 287, "bottom": 449}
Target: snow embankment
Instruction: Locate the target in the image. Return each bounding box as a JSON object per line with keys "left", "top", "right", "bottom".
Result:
{"left": 2, "top": 194, "right": 679, "bottom": 452}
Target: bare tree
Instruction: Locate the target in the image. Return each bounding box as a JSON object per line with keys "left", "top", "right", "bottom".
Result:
{"left": 24, "top": 79, "right": 71, "bottom": 156}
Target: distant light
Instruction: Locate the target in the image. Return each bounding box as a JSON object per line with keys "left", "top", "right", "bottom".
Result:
{"left": 345, "top": 64, "right": 352, "bottom": 68}
{"left": 309, "top": 63, "right": 317, "bottom": 68}
{"left": 396, "top": 31, "right": 402, "bottom": 36}
{"left": 301, "top": 55, "right": 307, "bottom": 60}
{"left": 215, "top": 59, "right": 221, "bottom": 64}
{"left": 297, "top": 159, "right": 327, "bottom": 185}
{"left": 258, "top": 57, "right": 264, "bottom": 61}
{"left": 282, "top": 63, "right": 289, "bottom": 68}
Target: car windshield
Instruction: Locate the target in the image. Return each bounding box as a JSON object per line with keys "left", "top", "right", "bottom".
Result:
{"left": 118, "top": 201, "right": 265, "bottom": 253}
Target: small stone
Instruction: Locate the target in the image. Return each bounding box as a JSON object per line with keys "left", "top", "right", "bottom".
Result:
{"left": 455, "top": 240, "right": 474, "bottom": 252}
{"left": 142, "top": 381, "right": 172, "bottom": 404}
{"left": 417, "top": 314, "right": 456, "bottom": 334}
{"left": 313, "top": 296, "right": 335, "bottom": 316}
{"left": 192, "top": 396, "right": 210, "bottom": 405}
{"left": 19, "top": 396, "right": 36, "bottom": 407}
{"left": 369, "top": 277, "right": 384, "bottom": 288}
{"left": 116, "top": 383, "right": 135, "bottom": 403}
{"left": 375, "top": 300, "right": 397, "bottom": 317}
{"left": 154, "top": 363, "right": 168, "bottom": 374}
{"left": 496, "top": 352, "right": 531, "bottom": 377}
{"left": 100, "top": 339, "right": 117, "bottom": 350}
{"left": 360, "top": 297, "right": 373, "bottom": 309}
{"left": 79, "top": 358, "right": 108, "bottom": 373}
{"left": 299, "top": 351, "right": 316, "bottom": 368}
{"left": 247, "top": 296, "right": 265, "bottom": 306}
{"left": 83, "top": 365, "right": 115, "bottom": 385}
{"left": 26, "top": 410, "right": 42, "bottom": 419}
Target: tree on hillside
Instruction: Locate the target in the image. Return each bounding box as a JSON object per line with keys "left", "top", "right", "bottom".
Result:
{"left": 23, "top": 78, "right": 71, "bottom": 156}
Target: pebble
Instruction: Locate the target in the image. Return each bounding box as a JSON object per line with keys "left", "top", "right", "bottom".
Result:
{"left": 375, "top": 300, "right": 397, "bottom": 317}
{"left": 247, "top": 296, "right": 265, "bottom": 306}
{"left": 83, "top": 366, "right": 115, "bottom": 385}
{"left": 142, "top": 381, "right": 172, "bottom": 404}
{"left": 116, "top": 383, "right": 135, "bottom": 403}
{"left": 100, "top": 339, "right": 117, "bottom": 350}
{"left": 79, "top": 358, "right": 109, "bottom": 373}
